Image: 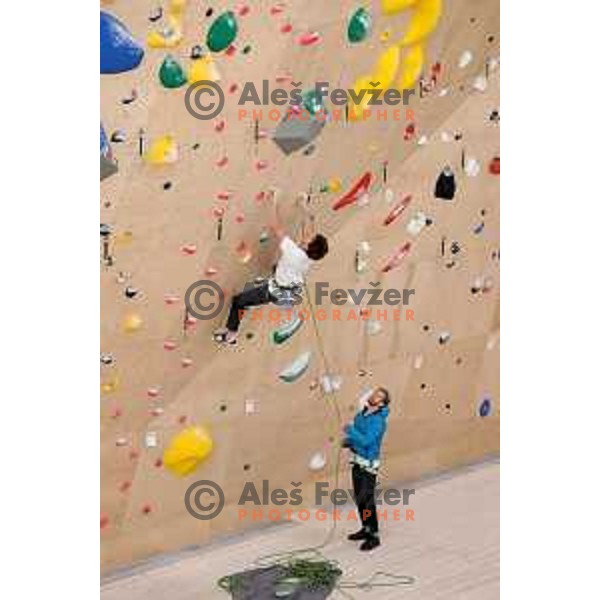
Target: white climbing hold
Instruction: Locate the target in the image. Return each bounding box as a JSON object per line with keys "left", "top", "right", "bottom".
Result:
{"left": 464, "top": 157, "right": 481, "bottom": 177}
{"left": 440, "top": 131, "right": 452, "bottom": 142}
{"left": 244, "top": 399, "right": 258, "bottom": 415}
{"left": 472, "top": 75, "right": 488, "bottom": 92}
{"left": 417, "top": 135, "right": 428, "bottom": 146}
{"left": 279, "top": 351, "right": 312, "bottom": 383}
{"left": 309, "top": 452, "right": 327, "bottom": 472}
{"left": 320, "top": 374, "right": 342, "bottom": 394}
{"left": 366, "top": 320, "right": 382, "bottom": 335}
{"left": 458, "top": 50, "right": 473, "bottom": 69}
{"left": 414, "top": 354, "right": 424, "bottom": 369}
{"left": 406, "top": 212, "right": 428, "bottom": 236}
{"left": 145, "top": 432, "right": 158, "bottom": 448}
{"left": 384, "top": 188, "right": 395, "bottom": 204}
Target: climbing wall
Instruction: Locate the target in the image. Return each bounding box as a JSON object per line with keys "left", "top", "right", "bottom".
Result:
{"left": 100, "top": 0, "right": 500, "bottom": 571}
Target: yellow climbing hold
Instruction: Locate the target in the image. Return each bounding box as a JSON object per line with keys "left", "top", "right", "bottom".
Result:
{"left": 328, "top": 177, "right": 342, "bottom": 193}
{"left": 400, "top": 0, "right": 443, "bottom": 47}
{"left": 163, "top": 426, "right": 214, "bottom": 477}
{"left": 373, "top": 45, "right": 401, "bottom": 87}
{"left": 188, "top": 56, "right": 221, "bottom": 84}
{"left": 101, "top": 376, "right": 120, "bottom": 394}
{"left": 382, "top": 0, "right": 418, "bottom": 15}
{"left": 398, "top": 44, "right": 424, "bottom": 89}
{"left": 145, "top": 135, "right": 178, "bottom": 165}
{"left": 380, "top": 30, "right": 391, "bottom": 42}
{"left": 122, "top": 313, "right": 143, "bottom": 333}
{"left": 147, "top": 16, "right": 183, "bottom": 48}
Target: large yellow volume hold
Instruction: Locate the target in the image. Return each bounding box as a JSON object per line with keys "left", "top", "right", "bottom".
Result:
{"left": 382, "top": 0, "right": 418, "bottom": 15}
{"left": 400, "top": 0, "right": 443, "bottom": 47}
{"left": 398, "top": 44, "right": 424, "bottom": 89}
{"left": 163, "top": 426, "right": 214, "bottom": 476}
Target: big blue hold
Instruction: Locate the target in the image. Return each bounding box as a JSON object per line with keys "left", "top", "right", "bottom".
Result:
{"left": 100, "top": 11, "right": 144, "bottom": 74}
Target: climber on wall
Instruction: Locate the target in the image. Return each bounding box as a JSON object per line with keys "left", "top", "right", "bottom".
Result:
{"left": 214, "top": 191, "right": 329, "bottom": 346}
{"left": 343, "top": 387, "right": 390, "bottom": 552}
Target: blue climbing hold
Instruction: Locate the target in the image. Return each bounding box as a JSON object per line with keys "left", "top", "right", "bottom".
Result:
{"left": 479, "top": 397, "right": 492, "bottom": 417}
{"left": 100, "top": 11, "right": 144, "bottom": 74}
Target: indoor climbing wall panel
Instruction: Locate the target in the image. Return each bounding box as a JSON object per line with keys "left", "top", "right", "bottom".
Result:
{"left": 100, "top": 0, "right": 500, "bottom": 570}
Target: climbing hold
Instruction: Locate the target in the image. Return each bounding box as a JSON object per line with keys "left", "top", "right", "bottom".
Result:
{"left": 398, "top": 44, "right": 424, "bottom": 90}
{"left": 207, "top": 11, "right": 238, "bottom": 53}
{"left": 122, "top": 314, "right": 143, "bottom": 333}
{"left": 100, "top": 123, "right": 118, "bottom": 181}
{"left": 145, "top": 135, "right": 178, "bottom": 164}
{"left": 348, "top": 7, "right": 371, "bottom": 44}
{"left": 159, "top": 55, "right": 187, "bottom": 88}
{"left": 458, "top": 50, "right": 473, "bottom": 68}
{"left": 321, "top": 374, "right": 342, "bottom": 394}
{"left": 489, "top": 156, "right": 500, "bottom": 175}
{"left": 303, "top": 89, "right": 327, "bottom": 116}
{"left": 434, "top": 166, "right": 456, "bottom": 200}
{"left": 309, "top": 452, "right": 327, "bottom": 472}
{"left": 279, "top": 351, "right": 312, "bottom": 383}
{"left": 479, "top": 397, "right": 492, "bottom": 417}
{"left": 187, "top": 55, "right": 221, "bottom": 83}
{"left": 328, "top": 178, "right": 342, "bottom": 193}
{"left": 381, "top": 242, "right": 411, "bottom": 273}
{"left": 406, "top": 212, "right": 428, "bottom": 235}
{"left": 332, "top": 172, "right": 373, "bottom": 211}
{"left": 464, "top": 157, "right": 481, "bottom": 177}
{"left": 400, "top": 0, "right": 443, "bottom": 47}
{"left": 272, "top": 314, "right": 303, "bottom": 345}
{"left": 383, "top": 195, "right": 412, "bottom": 226}
{"left": 147, "top": 17, "right": 183, "bottom": 48}
{"left": 382, "top": 0, "right": 418, "bottom": 15}
{"left": 100, "top": 11, "right": 144, "bottom": 74}
{"left": 296, "top": 31, "right": 321, "bottom": 46}
{"left": 163, "top": 426, "right": 214, "bottom": 477}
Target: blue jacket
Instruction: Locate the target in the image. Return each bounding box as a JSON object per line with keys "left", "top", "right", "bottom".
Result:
{"left": 344, "top": 406, "right": 389, "bottom": 462}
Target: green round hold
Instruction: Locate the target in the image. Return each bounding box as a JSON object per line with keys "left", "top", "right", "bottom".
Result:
{"left": 207, "top": 11, "right": 239, "bottom": 53}
{"left": 348, "top": 7, "right": 371, "bottom": 44}
{"left": 159, "top": 55, "right": 187, "bottom": 88}
{"left": 303, "top": 89, "right": 326, "bottom": 116}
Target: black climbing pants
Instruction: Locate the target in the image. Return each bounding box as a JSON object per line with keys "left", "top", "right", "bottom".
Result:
{"left": 351, "top": 464, "right": 379, "bottom": 536}
{"left": 226, "top": 282, "right": 274, "bottom": 332}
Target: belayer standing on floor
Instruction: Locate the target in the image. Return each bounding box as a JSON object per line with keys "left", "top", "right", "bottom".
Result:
{"left": 343, "top": 387, "right": 390, "bottom": 551}
{"left": 214, "top": 191, "right": 329, "bottom": 346}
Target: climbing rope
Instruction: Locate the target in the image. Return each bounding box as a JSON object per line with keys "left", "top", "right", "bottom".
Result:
{"left": 216, "top": 282, "right": 414, "bottom": 598}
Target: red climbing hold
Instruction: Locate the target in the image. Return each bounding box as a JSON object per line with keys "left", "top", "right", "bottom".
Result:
{"left": 489, "top": 156, "right": 500, "bottom": 175}
{"left": 101, "top": 513, "right": 109, "bottom": 530}
{"left": 141, "top": 503, "right": 153, "bottom": 515}
{"left": 332, "top": 172, "right": 373, "bottom": 211}
{"left": 181, "top": 244, "right": 197, "bottom": 255}
{"left": 383, "top": 195, "right": 413, "bottom": 226}
{"left": 297, "top": 32, "right": 321, "bottom": 46}
{"left": 280, "top": 23, "right": 292, "bottom": 33}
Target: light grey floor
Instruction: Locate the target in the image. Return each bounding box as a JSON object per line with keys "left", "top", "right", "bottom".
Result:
{"left": 102, "top": 460, "right": 500, "bottom": 599}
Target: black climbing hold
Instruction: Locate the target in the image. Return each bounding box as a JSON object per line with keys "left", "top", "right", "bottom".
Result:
{"left": 489, "top": 110, "right": 500, "bottom": 123}
{"left": 420, "top": 383, "right": 427, "bottom": 390}
{"left": 242, "top": 44, "right": 252, "bottom": 54}
{"left": 100, "top": 224, "right": 112, "bottom": 237}
{"left": 246, "top": 332, "right": 254, "bottom": 340}
{"left": 439, "top": 332, "right": 451, "bottom": 345}
{"left": 243, "top": 464, "right": 251, "bottom": 471}
{"left": 470, "top": 17, "right": 477, "bottom": 23}
{"left": 423, "top": 324, "right": 430, "bottom": 332}
{"left": 206, "top": 8, "right": 214, "bottom": 17}
{"left": 445, "top": 403, "right": 451, "bottom": 411}
{"left": 192, "top": 143, "right": 200, "bottom": 150}
{"left": 163, "top": 181, "right": 172, "bottom": 191}
{"left": 487, "top": 35, "right": 495, "bottom": 43}
{"left": 479, "top": 398, "right": 492, "bottom": 417}
{"left": 434, "top": 167, "right": 456, "bottom": 200}
{"left": 450, "top": 242, "right": 460, "bottom": 255}
{"left": 456, "top": 357, "right": 463, "bottom": 365}
{"left": 124, "top": 287, "right": 139, "bottom": 299}
{"left": 425, "top": 217, "right": 434, "bottom": 226}
{"left": 191, "top": 45, "right": 205, "bottom": 60}
{"left": 219, "top": 404, "right": 227, "bottom": 412}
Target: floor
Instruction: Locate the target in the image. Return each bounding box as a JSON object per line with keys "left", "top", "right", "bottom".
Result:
{"left": 101, "top": 459, "right": 500, "bottom": 599}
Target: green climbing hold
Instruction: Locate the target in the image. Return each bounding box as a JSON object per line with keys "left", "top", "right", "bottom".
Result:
{"left": 272, "top": 315, "right": 303, "bottom": 345}
{"left": 207, "top": 11, "right": 238, "bottom": 53}
{"left": 348, "top": 7, "right": 371, "bottom": 44}
{"left": 159, "top": 55, "right": 187, "bottom": 88}
{"left": 303, "top": 89, "right": 327, "bottom": 116}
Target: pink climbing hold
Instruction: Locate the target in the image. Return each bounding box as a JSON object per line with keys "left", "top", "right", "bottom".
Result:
{"left": 205, "top": 266, "right": 218, "bottom": 276}
{"left": 109, "top": 406, "right": 122, "bottom": 419}
{"left": 216, "top": 156, "right": 229, "bottom": 167}
{"left": 181, "top": 244, "right": 197, "bottom": 255}
{"left": 237, "top": 4, "right": 250, "bottom": 16}
{"left": 255, "top": 159, "right": 269, "bottom": 171}
{"left": 280, "top": 23, "right": 292, "bottom": 34}
{"left": 101, "top": 513, "right": 109, "bottom": 530}
{"left": 296, "top": 32, "right": 321, "bottom": 46}
{"left": 215, "top": 119, "right": 226, "bottom": 132}
{"left": 147, "top": 387, "right": 160, "bottom": 398}
{"left": 270, "top": 4, "right": 285, "bottom": 16}
{"left": 229, "top": 83, "right": 239, "bottom": 94}
{"left": 181, "top": 357, "right": 193, "bottom": 368}
{"left": 235, "top": 213, "right": 245, "bottom": 223}
{"left": 225, "top": 44, "right": 237, "bottom": 57}
{"left": 163, "top": 340, "right": 177, "bottom": 351}
{"left": 213, "top": 206, "right": 226, "bottom": 218}
{"left": 217, "top": 191, "right": 232, "bottom": 200}
{"left": 382, "top": 242, "right": 412, "bottom": 273}
{"left": 141, "top": 503, "right": 153, "bottom": 515}
{"left": 164, "top": 294, "right": 180, "bottom": 305}
{"left": 383, "top": 195, "right": 413, "bottom": 226}
{"left": 119, "top": 481, "right": 132, "bottom": 493}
